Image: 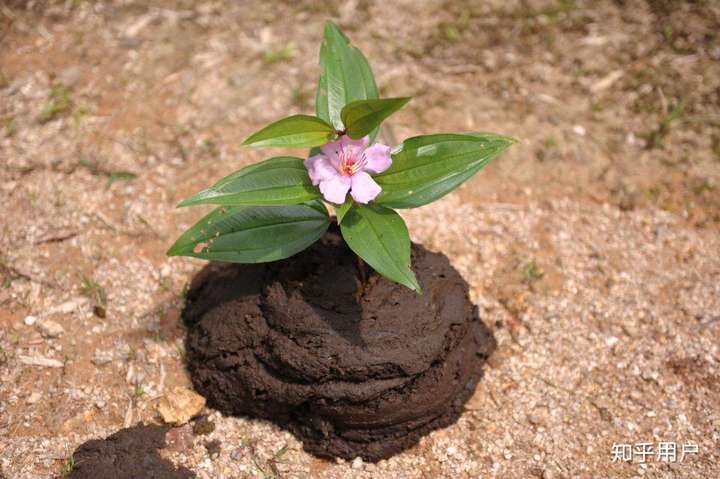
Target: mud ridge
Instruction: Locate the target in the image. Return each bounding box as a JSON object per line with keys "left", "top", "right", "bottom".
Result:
{"left": 183, "top": 226, "right": 496, "bottom": 461}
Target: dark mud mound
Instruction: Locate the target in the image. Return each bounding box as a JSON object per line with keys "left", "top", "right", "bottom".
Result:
{"left": 183, "top": 226, "right": 496, "bottom": 461}
{"left": 66, "top": 423, "right": 194, "bottom": 479}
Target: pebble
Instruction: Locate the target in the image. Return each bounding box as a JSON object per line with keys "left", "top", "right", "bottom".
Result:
{"left": 204, "top": 439, "right": 222, "bottom": 457}
{"left": 351, "top": 457, "right": 363, "bottom": 469}
{"left": 18, "top": 355, "right": 64, "bottom": 368}
{"left": 528, "top": 414, "right": 543, "bottom": 425}
{"left": 24, "top": 315, "right": 37, "bottom": 326}
{"left": 27, "top": 392, "right": 42, "bottom": 404}
{"left": 92, "top": 350, "right": 113, "bottom": 365}
{"left": 38, "top": 320, "right": 65, "bottom": 338}
{"left": 125, "top": 365, "right": 145, "bottom": 385}
{"left": 164, "top": 424, "right": 194, "bottom": 453}
{"left": 157, "top": 386, "right": 206, "bottom": 425}
{"left": 192, "top": 414, "right": 216, "bottom": 435}
{"left": 160, "top": 264, "right": 172, "bottom": 278}
{"left": 48, "top": 297, "right": 87, "bottom": 315}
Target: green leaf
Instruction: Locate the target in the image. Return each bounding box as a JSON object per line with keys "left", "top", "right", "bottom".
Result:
{"left": 167, "top": 201, "right": 330, "bottom": 263}
{"left": 340, "top": 98, "right": 411, "bottom": 140}
{"left": 374, "top": 132, "right": 515, "bottom": 209}
{"left": 242, "top": 115, "right": 335, "bottom": 148}
{"left": 340, "top": 203, "right": 421, "bottom": 292}
{"left": 316, "top": 21, "right": 380, "bottom": 141}
{"left": 334, "top": 198, "right": 352, "bottom": 224}
{"left": 177, "top": 157, "right": 319, "bottom": 207}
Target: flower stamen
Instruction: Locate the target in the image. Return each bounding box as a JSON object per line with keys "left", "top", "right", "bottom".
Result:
{"left": 338, "top": 149, "right": 367, "bottom": 176}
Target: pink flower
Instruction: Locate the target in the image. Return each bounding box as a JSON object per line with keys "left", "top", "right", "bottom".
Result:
{"left": 304, "top": 135, "right": 392, "bottom": 204}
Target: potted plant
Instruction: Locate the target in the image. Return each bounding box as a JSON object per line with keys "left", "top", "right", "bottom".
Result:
{"left": 168, "top": 21, "right": 513, "bottom": 461}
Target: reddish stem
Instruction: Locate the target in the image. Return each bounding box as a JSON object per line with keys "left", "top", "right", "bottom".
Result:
{"left": 355, "top": 255, "right": 367, "bottom": 285}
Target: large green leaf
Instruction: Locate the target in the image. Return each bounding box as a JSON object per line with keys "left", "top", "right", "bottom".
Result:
{"left": 315, "top": 21, "right": 379, "bottom": 141}
{"left": 374, "top": 132, "right": 515, "bottom": 209}
{"left": 334, "top": 198, "right": 353, "bottom": 224}
{"left": 177, "top": 157, "right": 319, "bottom": 207}
{"left": 340, "top": 203, "right": 421, "bottom": 292}
{"left": 340, "top": 98, "right": 411, "bottom": 140}
{"left": 167, "top": 201, "right": 330, "bottom": 263}
{"left": 242, "top": 115, "right": 335, "bottom": 148}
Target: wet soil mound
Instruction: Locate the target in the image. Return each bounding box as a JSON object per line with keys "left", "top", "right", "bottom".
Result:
{"left": 183, "top": 226, "right": 496, "bottom": 461}
{"left": 66, "top": 423, "right": 194, "bottom": 479}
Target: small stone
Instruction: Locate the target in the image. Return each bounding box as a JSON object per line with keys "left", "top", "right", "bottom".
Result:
{"left": 95, "top": 399, "right": 106, "bottom": 409}
{"left": 230, "top": 449, "right": 242, "bottom": 461}
{"left": 18, "top": 355, "right": 63, "bottom": 368}
{"left": 205, "top": 439, "right": 222, "bottom": 457}
{"left": 351, "top": 457, "right": 363, "bottom": 469}
{"left": 528, "top": 467, "right": 544, "bottom": 478}
{"left": 24, "top": 315, "right": 37, "bottom": 326}
{"left": 27, "top": 392, "right": 42, "bottom": 404}
{"left": 38, "top": 320, "right": 65, "bottom": 338}
{"left": 164, "top": 424, "right": 194, "bottom": 453}
{"left": 160, "top": 264, "right": 172, "bottom": 278}
{"left": 527, "top": 414, "right": 543, "bottom": 425}
{"left": 48, "top": 297, "right": 87, "bottom": 315}
{"left": 126, "top": 366, "right": 145, "bottom": 386}
{"left": 192, "top": 414, "right": 215, "bottom": 435}
{"left": 157, "top": 386, "right": 206, "bottom": 425}
{"left": 92, "top": 350, "right": 113, "bottom": 365}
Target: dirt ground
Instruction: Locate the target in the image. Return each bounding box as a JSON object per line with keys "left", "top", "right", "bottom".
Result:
{"left": 1, "top": 0, "right": 719, "bottom": 478}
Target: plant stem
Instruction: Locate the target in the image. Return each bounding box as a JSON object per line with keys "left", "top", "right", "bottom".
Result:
{"left": 354, "top": 255, "right": 369, "bottom": 302}
{"left": 356, "top": 255, "right": 367, "bottom": 285}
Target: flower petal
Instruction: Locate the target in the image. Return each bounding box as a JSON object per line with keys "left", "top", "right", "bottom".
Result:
{"left": 345, "top": 136, "right": 368, "bottom": 160}
{"left": 319, "top": 139, "right": 339, "bottom": 166}
{"left": 350, "top": 171, "right": 382, "bottom": 204}
{"left": 320, "top": 136, "right": 368, "bottom": 165}
{"left": 304, "top": 154, "right": 338, "bottom": 186}
{"left": 343, "top": 135, "right": 369, "bottom": 148}
{"left": 362, "top": 143, "right": 392, "bottom": 173}
{"left": 319, "top": 175, "right": 352, "bottom": 204}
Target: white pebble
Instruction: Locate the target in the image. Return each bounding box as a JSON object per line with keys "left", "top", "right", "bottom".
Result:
{"left": 38, "top": 320, "right": 65, "bottom": 338}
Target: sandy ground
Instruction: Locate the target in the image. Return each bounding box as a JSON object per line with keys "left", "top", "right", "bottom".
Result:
{"left": 1, "top": 0, "right": 719, "bottom": 478}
